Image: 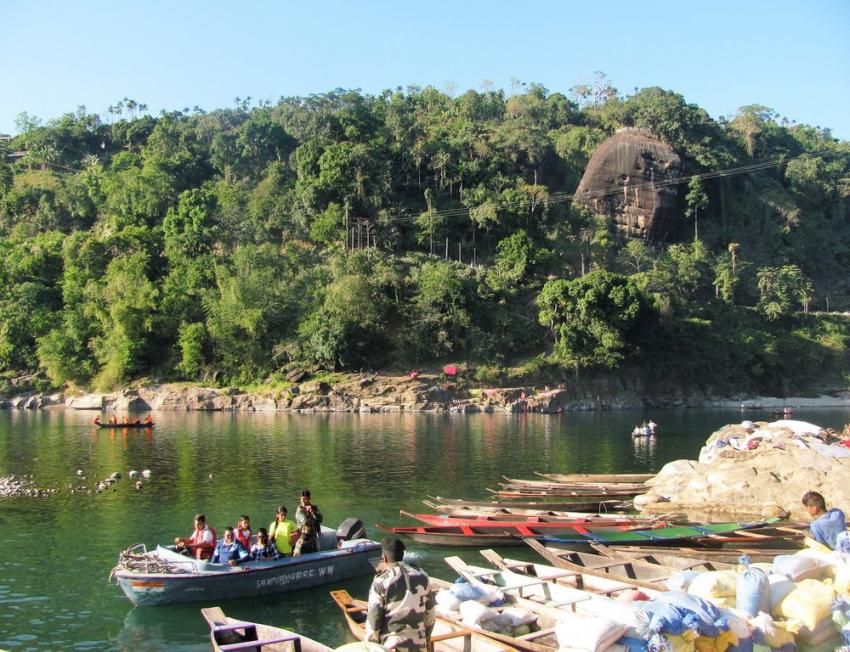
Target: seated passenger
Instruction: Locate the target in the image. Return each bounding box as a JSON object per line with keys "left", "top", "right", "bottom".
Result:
{"left": 268, "top": 505, "right": 297, "bottom": 557}
{"left": 250, "top": 527, "right": 280, "bottom": 561}
{"left": 132, "top": 417, "right": 141, "bottom": 425}
{"left": 109, "top": 415, "right": 117, "bottom": 425}
{"left": 210, "top": 526, "right": 250, "bottom": 566}
{"left": 144, "top": 414, "right": 154, "bottom": 425}
{"left": 93, "top": 415, "right": 101, "bottom": 425}
{"left": 174, "top": 513, "right": 216, "bottom": 560}
{"left": 235, "top": 515, "right": 252, "bottom": 550}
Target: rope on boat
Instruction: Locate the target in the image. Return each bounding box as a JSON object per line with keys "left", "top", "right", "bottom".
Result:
{"left": 108, "top": 543, "right": 200, "bottom": 580}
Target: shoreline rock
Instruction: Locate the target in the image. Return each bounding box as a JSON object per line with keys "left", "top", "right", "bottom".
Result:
{"left": 2, "top": 375, "right": 850, "bottom": 414}
{"left": 635, "top": 419, "right": 850, "bottom": 521}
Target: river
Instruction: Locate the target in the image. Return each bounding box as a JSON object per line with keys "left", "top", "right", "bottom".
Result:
{"left": 1, "top": 407, "right": 848, "bottom": 650}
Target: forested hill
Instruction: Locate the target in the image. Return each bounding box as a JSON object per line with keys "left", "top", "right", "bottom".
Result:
{"left": 1, "top": 84, "right": 849, "bottom": 397}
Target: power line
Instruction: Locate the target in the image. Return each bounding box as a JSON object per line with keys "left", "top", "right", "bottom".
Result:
{"left": 382, "top": 149, "right": 849, "bottom": 225}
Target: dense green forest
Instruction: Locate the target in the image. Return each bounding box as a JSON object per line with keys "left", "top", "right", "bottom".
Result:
{"left": 1, "top": 81, "right": 849, "bottom": 396}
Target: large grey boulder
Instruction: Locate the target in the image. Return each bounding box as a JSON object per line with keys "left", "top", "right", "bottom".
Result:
{"left": 576, "top": 128, "right": 683, "bottom": 242}
{"left": 636, "top": 420, "right": 850, "bottom": 520}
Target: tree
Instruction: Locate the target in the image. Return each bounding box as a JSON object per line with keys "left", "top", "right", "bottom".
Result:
{"left": 617, "top": 239, "right": 650, "bottom": 274}
{"left": 537, "top": 270, "right": 651, "bottom": 370}
{"left": 756, "top": 264, "right": 814, "bottom": 320}
{"left": 685, "top": 177, "right": 708, "bottom": 241}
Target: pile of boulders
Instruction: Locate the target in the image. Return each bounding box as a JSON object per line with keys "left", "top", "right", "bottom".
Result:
{"left": 0, "top": 475, "right": 57, "bottom": 498}
{"left": 635, "top": 420, "right": 850, "bottom": 521}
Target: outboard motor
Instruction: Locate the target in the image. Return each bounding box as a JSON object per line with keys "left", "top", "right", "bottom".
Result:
{"left": 336, "top": 518, "right": 367, "bottom": 544}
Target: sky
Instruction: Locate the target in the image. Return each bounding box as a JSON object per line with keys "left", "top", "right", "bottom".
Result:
{"left": 2, "top": 0, "right": 849, "bottom": 140}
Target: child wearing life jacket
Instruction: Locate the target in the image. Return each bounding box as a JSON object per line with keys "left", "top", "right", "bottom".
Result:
{"left": 234, "top": 515, "right": 252, "bottom": 550}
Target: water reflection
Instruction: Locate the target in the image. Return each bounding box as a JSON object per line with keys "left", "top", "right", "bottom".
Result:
{"left": 632, "top": 434, "right": 657, "bottom": 466}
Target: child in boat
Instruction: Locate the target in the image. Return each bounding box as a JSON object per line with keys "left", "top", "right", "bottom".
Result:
{"left": 235, "top": 515, "right": 252, "bottom": 550}
{"left": 268, "top": 505, "right": 297, "bottom": 557}
{"left": 250, "top": 527, "right": 280, "bottom": 561}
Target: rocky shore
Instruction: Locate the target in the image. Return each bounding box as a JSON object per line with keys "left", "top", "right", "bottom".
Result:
{"left": 3, "top": 372, "right": 850, "bottom": 414}
{"left": 635, "top": 419, "right": 850, "bottom": 521}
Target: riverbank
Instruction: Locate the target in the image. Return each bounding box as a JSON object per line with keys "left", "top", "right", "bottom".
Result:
{"left": 2, "top": 372, "right": 850, "bottom": 413}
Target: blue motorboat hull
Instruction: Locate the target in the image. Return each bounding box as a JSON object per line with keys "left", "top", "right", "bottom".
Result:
{"left": 113, "top": 540, "right": 382, "bottom": 606}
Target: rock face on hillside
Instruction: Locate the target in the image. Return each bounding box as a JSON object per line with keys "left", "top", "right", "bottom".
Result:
{"left": 635, "top": 420, "right": 850, "bottom": 521}
{"left": 576, "top": 128, "right": 683, "bottom": 241}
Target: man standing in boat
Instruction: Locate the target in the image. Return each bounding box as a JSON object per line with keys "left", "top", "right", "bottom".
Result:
{"left": 365, "top": 537, "right": 435, "bottom": 651}
{"left": 293, "top": 489, "right": 323, "bottom": 555}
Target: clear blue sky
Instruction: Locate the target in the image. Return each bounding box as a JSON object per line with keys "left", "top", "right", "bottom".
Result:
{"left": 2, "top": 0, "right": 849, "bottom": 140}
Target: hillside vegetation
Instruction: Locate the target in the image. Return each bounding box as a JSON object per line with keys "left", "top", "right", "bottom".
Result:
{"left": 1, "top": 82, "right": 849, "bottom": 396}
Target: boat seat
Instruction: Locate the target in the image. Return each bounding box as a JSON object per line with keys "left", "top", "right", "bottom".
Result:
{"left": 218, "top": 633, "right": 302, "bottom": 652}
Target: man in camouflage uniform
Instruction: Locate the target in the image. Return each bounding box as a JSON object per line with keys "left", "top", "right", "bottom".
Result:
{"left": 365, "top": 537, "right": 435, "bottom": 651}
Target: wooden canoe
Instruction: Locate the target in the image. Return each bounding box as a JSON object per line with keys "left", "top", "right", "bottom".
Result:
{"left": 482, "top": 547, "right": 667, "bottom": 594}
{"left": 422, "top": 501, "right": 650, "bottom": 522}
{"left": 521, "top": 540, "right": 728, "bottom": 591}
{"left": 534, "top": 472, "right": 654, "bottom": 484}
{"left": 591, "top": 543, "right": 798, "bottom": 565}
{"left": 427, "top": 495, "right": 632, "bottom": 512}
{"left": 378, "top": 521, "right": 671, "bottom": 547}
{"left": 501, "top": 476, "right": 649, "bottom": 492}
{"left": 443, "top": 556, "right": 651, "bottom": 640}
{"left": 492, "top": 486, "right": 644, "bottom": 499}
{"left": 330, "top": 588, "right": 520, "bottom": 652}
{"left": 400, "top": 510, "right": 655, "bottom": 529}
{"left": 201, "top": 606, "right": 332, "bottom": 652}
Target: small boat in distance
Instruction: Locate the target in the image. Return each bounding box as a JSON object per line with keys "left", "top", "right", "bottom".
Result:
{"left": 98, "top": 422, "right": 154, "bottom": 428}
{"left": 534, "top": 472, "right": 654, "bottom": 484}
{"left": 202, "top": 606, "right": 333, "bottom": 652}
{"left": 426, "top": 495, "right": 632, "bottom": 512}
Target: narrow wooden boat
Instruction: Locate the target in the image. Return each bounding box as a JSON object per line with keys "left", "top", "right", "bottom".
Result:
{"left": 400, "top": 510, "right": 653, "bottom": 529}
{"left": 492, "top": 486, "right": 644, "bottom": 499}
{"left": 428, "top": 495, "right": 631, "bottom": 512}
{"left": 422, "top": 501, "right": 647, "bottom": 522}
{"left": 522, "top": 540, "right": 725, "bottom": 591}
{"left": 540, "top": 518, "right": 782, "bottom": 547}
{"left": 98, "top": 422, "right": 154, "bottom": 428}
{"left": 110, "top": 524, "right": 381, "bottom": 606}
{"left": 443, "top": 556, "right": 649, "bottom": 641}
{"left": 534, "top": 472, "right": 654, "bottom": 484}
{"left": 330, "top": 589, "right": 519, "bottom": 652}
{"left": 501, "top": 476, "right": 648, "bottom": 491}
{"left": 481, "top": 547, "right": 666, "bottom": 594}
{"left": 591, "top": 543, "right": 799, "bottom": 565}
{"left": 587, "top": 543, "right": 735, "bottom": 570}
{"left": 202, "top": 606, "right": 333, "bottom": 652}
{"left": 378, "top": 520, "right": 670, "bottom": 547}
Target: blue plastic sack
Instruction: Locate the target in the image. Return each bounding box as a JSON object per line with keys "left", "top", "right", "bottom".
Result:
{"left": 736, "top": 558, "right": 770, "bottom": 616}
{"left": 637, "top": 599, "right": 702, "bottom": 636}
{"left": 655, "top": 591, "right": 729, "bottom": 637}
{"left": 450, "top": 580, "right": 485, "bottom": 602}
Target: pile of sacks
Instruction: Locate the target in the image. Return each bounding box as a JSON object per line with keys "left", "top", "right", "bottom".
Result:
{"left": 641, "top": 544, "right": 850, "bottom": 651}
{"left": 436, "top": 541, "right": 850, "bottom": 652}
{"left": 635, "top": 420, "right": 850, "bottom": 520}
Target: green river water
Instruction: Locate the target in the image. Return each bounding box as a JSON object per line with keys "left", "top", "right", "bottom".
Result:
{"left": 1, "top": 407, "right": 849, "bottom": 651}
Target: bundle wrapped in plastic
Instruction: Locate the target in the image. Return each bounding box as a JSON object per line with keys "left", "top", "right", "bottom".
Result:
{"left": 687, "top": 571, "right": 738, "bottom": 607}
{"left": 736, "top": 556, "right": 770, "bottom": 617}
{"left": 667, "top": 571, "right": 702, "bottom": 592}
{"left": 747, "top": 611, "right": 797, "bottom": 650}
{"left": 693, "top": 629, "right": 738, "bottom": 652}
{"left": 778, "top": 578, "right": 836, "bottom": 630}
{"left": 772, "top": 554, "right": 829, "bottom": 582}
{"left": 766, "top": 574, "right": 796, "bottom": 615}
{"left": 833, "top": 596, "right": 850, "bottom": 646}
{"left": 435, "top": 588, "right": 461, "bottom": 614}
{"left": 450, "top": 579, "right": 504, "bottom": 605}
{"left": 459, "top": 599, "right": 498, "bottom": 627}
{"left": 554, "top": 612, "right": 627, "bottom": 652}
{"left": 656, "top": 592, "right": 731, "bottom": 638}
{"left": 635, "top": 601, "right": 702, "bottom": 638}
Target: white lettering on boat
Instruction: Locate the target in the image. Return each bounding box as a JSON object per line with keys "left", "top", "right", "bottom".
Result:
{"left": 256, "top": 565, "right": 335, "bottom": 590}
